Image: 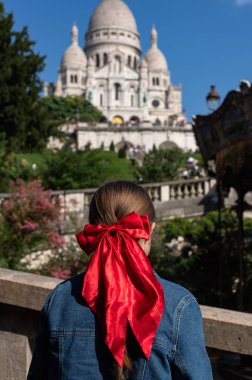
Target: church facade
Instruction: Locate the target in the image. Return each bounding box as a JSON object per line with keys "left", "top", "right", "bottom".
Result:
{"left": 45, "top": 0, "right": 197, "bottom": 151}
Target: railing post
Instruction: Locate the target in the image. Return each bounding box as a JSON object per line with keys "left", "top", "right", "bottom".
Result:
{"left": 160, "top": 185, "right": 170, "bottom": 202}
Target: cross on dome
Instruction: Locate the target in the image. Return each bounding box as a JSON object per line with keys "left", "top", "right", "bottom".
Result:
{"left": 71, "top": 23, "right": 78, "bottom": 45}
{"left": 151, "top": 25, "right": 158, "bottom": 48}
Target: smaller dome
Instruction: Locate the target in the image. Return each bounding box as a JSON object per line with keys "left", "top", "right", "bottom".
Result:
{"left": 144, "top": 26, "right": 168, "bottom": 73}
{"left": 61, "top": 24, "right": 87, "bottom": 69}
{"left": 144, "top": 48, "right": 168, "bottom": 72}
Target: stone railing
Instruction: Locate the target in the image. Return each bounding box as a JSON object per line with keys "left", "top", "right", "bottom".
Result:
{"left": 142, "top": 177, "right": 216, "bottom": 202}
{"left": 0, "top": 178, "right": 217, "bottom": 229}
{"left": 0, "top": 269, "right": 251, "bottom": 379}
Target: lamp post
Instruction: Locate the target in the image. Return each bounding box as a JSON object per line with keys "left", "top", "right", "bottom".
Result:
{"left": 205, "top": 85, "right": 223, "bottom": 306}
{"left": 206, "top": 85, "right": 220, "bottom": 112}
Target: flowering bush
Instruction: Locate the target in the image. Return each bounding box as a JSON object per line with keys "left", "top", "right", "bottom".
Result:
{"left": 0, "top": 179, "right": 64, "bottom": 269}
{"left": 40, "top": 237, "right": 89, "bottom": 280}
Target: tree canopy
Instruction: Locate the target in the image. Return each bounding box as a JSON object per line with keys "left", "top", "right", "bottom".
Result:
{"left": 41, "top": 149, "right": 136, "bottom": 190}
{"left": 0, "top": 3, "right": 60, "bottom": 152}
{"left": 40, "top": 96, "right": 103, "bottom": 125}
{"left": 140, "top": 148, "right": 185, "bottom": 183}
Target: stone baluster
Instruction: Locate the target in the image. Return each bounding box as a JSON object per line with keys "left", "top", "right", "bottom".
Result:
{"left": 184, "top": 184, "right": 190, "bottom": 199}
{"left": 197, "top": 182, "right": 201, "bottom": 197}
{"left": 160, "top": 185, "right": 170, "bottom": 202}
{"left": 177, "top": 184, "right": 183, "bottom": 200}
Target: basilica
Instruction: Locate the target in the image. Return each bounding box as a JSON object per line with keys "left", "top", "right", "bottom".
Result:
{"left": 45, "top": 0, "right": 196, "bottom": 151}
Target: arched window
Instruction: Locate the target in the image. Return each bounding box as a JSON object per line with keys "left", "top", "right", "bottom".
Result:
{"left": 114, "top": 56, "right": 121, "bottom": 73}
{"left": 74, "top": 75, "right": 78, "bottom": 84}
{"left": 156, "top": 77, "right": 160, "bottom": 86}
{"left": 152, "top": 77, "right": 156, "bottom": 86}
{"left": 128, "top": 56, "right": 132, "bottom": 67}
{"left": 133, "top": 57, "right": 137, "bottom": 70}
{"left": 103, "top": 53, "right": 108, "bottom": 65}
{"left": 114, "top": 83, "right": 121, "bottom": 101}
{"left": 96, "top": 54, "right": 100, "bottom": 68}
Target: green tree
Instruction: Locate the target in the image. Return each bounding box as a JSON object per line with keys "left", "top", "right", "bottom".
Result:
{"left": 41, "top": 149, "right": 136, "bottom": 190}
{"left": 140, "top": 148, "right": 185, "bottom": 183}
{"left": 40, "top": 96, "right": 103, "bottom": 126}
{"left": 0, "top": 3, "right": 51, "bottom": 151}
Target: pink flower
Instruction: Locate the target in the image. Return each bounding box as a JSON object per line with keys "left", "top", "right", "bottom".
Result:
{"left": 21, "top": 219, "right": 39, "bottom": 232}
{"left": 48, "top": 231, "right": 66, "bottom": 246}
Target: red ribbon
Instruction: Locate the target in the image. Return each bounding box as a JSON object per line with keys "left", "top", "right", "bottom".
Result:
{"left": 76, "top": 211, "right": 164, "bottom": 367}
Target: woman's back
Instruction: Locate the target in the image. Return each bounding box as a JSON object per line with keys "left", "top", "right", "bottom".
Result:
{"left": 28, "top": 272, "right": 212, "bottom": 379}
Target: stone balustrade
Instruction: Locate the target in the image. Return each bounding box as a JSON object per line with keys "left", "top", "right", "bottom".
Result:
{"left": 0, "top": 269, "right": 251, "bottom": 379}
{"left": 142, "top": 177, "right": 215, "bottom": 202}
{"left": 0, "top": 178, "right": 217, "bottom": 229}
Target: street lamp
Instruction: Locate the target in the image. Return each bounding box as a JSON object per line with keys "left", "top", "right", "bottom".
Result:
{"left": 206, "top": 85, "right": 220, "bottom": 112}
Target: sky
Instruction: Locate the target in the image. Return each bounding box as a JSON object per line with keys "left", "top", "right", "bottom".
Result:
{"left": 5, "top": 0, "right": 252, "bottom": 120}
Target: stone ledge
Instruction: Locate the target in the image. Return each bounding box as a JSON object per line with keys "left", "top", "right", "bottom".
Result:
{"left": 201, "top": 305, "right": 252, "bottom": 356}
{"left": 0, "top": 269, "right": 61, "bottom": 311}
{"left": 0, "top": 269, "right": 251, "bottom": 356}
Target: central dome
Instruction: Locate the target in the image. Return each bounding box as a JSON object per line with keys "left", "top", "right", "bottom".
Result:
{"left": 88, "top": 0, "right": 138, "bottom": 34}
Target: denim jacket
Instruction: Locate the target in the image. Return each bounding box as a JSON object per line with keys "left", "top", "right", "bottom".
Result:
{"left": 27, "top": 272, "right": 213, "bottom": 379}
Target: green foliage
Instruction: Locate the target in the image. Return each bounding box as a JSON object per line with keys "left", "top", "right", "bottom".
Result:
{"left": 150, "top": 210, "right": 252, "bottom": 310}
{"left": 40, "top": 96, "right": 103, "bottom": 125}
{"left": 0, "top": 3, "right": 50, "bottom": 152}
{"left": 0, "top": 145, "right": 51, "bottom": 192}
{"left": 41, "top": 149, "right": 136, "bottom": 190}
{"left": 140, "top": 148, "right": 185, "bottom": 183}
{"left": 140, "top": 148, "right": 205, "bottom": 183}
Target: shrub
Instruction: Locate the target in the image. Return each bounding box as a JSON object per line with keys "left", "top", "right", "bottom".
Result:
{"left": 0, "top": 179, "right": 64, "bottom": 269}
{"left": 150, "top": 210, "right": 252, "bottom": 310}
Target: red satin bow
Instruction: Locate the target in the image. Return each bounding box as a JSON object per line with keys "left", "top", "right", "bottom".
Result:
{"left": 76, "top": 211, "right": 164, "bottom": 367}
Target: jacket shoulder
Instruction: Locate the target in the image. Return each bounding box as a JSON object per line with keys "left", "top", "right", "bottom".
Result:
{"left": 155, "top": 273, "right": 197, "bottom": 314}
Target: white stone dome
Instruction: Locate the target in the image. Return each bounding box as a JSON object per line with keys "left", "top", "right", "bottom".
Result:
{"left": 88, "top": 0, "right": 138, "bottom": 33}
{"left": 144, "top": 47, "right": 168, "bottom": 72}
{"left": 144, "top": 26, "right": 168, "bottom": 73}
{"left": 61, "top": 24, "right": 87, "bottom": 69}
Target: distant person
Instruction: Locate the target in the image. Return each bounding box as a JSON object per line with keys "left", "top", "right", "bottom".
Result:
{"left": 27, "top": 181, "right": 213, "bottom": 380}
